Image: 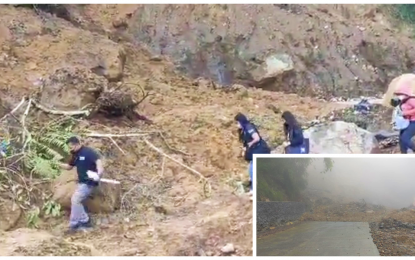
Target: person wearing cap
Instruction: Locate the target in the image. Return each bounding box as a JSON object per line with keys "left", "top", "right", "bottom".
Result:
{"left": 59, "top": 136, "right": 104, "bottom": 233}
{"left": 234, "top": 113, "right": 270, "bottom": 195}
{"left": 281, "top": 111, "right": 309, "bottom": 154}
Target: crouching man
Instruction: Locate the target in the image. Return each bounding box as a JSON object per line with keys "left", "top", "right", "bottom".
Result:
{"left": 59, "top": 136, "right": 104, "bottom": 233}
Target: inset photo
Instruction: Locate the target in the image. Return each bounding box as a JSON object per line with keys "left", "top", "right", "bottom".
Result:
{"left": 256, "top": 155, "right": 415, "bottom": 256}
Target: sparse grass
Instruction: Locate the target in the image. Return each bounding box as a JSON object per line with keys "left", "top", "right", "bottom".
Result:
{"left": 393, "top": 4, "right": 415, "bottom": 24}
{"left": 383, "top": 4, "right": 415, "bottom": 36}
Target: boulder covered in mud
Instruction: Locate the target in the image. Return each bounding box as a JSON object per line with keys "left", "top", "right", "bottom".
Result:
{"left": 37, "top": 67, "right": 108, "bottom": 111}
{"left": 250, "top": 53, "right": 294, "bottom": 84}
{"left": 51, "top": 170, "right": 121, "bottom": 213}
{"left": 306, "top": 121, "right": 378, "bottom": 154}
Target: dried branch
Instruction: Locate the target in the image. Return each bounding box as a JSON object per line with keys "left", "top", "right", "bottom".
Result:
{"left": 85, "top": 132, "right": 149, "bottom": 138}
{"left": 0, "top": 97, "right": 26, "bottom": 122}
{"left": 109, "top": 137, "right": 126, "bottom": 155}
{"left": 157, "top": 132, "right": 190, "bottom": 156}
{"left": 122, "top": 82, "right": 151, "bottom": 106}
{"left": 21, "top": 99, "right": 32, "bottom": 144}
{"left": 31, "top": 99, "right": 90, "bottom": 116}
{"left": 142, "top": 138, "right": 207, "bottom": 182}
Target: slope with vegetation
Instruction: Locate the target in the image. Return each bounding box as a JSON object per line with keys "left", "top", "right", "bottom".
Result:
{"left": 0, "top": 3, "right": 415, "bottom": 256}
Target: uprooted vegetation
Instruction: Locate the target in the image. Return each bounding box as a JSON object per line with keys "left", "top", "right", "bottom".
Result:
{"left": 0, "top": 4, "right": 259, "bottom": 256}
{"left": 1, "top": 90, "right": 236, "bottom": 255}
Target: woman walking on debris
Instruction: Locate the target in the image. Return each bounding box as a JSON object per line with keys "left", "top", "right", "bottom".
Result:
{"left": 282, "top": 111, "right": 309, "bottom": 154}
{"left": 235, "top": 113, "right": 270, "bottom": 196}
{"left": 59, "top": 136, "right": 104, "bottom": 233}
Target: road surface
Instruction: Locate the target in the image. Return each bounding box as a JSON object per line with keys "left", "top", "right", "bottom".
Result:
{"left": 257, "top": 221, "right": 380, "bottom": 256}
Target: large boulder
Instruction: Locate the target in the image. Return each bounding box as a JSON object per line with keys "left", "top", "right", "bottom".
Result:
{"left": 37, "top": 67, "right": 108, "bottom": 111}
{"left": 51, "top": 170, "right": 121, "bottom": 213}
{"left": 306, "top": 121, "right": 378, "bottom": 154}
{"left": 251, "top": 53, "right": 294, "bottom": 84}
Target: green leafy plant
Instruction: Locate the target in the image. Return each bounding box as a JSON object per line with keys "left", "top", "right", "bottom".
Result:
{"left": 394, "top": 4, "right": 415, "bottom": 25}
{"left": 26, "top": 207, "right": 40, "bottom": 228}
{"left": 257, "top": 158, "right": 334, "bottom": 201}
{"left": 23, "top": 118, "right": 76, "bottom": 179}
{"left": 42, "top": 200, "right": 61, "bottom": 217}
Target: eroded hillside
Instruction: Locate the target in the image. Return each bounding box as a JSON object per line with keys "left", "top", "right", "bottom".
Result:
{"left": 0, "top": 4, "right": 413, "bottom": 256}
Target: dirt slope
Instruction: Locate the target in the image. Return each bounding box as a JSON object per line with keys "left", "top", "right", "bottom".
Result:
{"left": 0, "top": 4, "right": 336, "bottom": 256}
{"left": 0, "top": 4, "right": 413, "bottom": 256}
{"left": 83, "top": 4, "right": 415, "bottom": 98}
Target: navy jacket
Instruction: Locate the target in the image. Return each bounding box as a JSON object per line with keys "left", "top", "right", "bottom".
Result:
{"left": 284, "top": 123, "right": 304, "bottom": 147}
{"left": 241, "top": 123, "right": 270, "bottom": 161}
{"left": 69, "top": 146, "right": 101, "bottom": 186}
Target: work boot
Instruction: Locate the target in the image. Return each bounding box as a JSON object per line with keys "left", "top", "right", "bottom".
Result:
{"left": 78, "top": 218, "right": 93, "bottom": 230}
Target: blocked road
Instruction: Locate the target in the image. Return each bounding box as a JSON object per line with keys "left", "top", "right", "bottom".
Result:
{"left": 257, "top": 221, "right": 380, "bottom": 256}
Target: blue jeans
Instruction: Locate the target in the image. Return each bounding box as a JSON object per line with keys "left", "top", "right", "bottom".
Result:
{"left": 399, "top": 121, "right": 415, "bottom": 153}
{"left": 69, "top": 183, "right": 94, "bottom": 228}
{"left": 248, "top": 161, "right": 253, "bottom": 191}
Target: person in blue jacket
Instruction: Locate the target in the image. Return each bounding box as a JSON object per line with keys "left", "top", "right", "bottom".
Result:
{"left": 235, "top": 113, "right": 270, "bottom": 195}
{"left": 282, "top": 111, "right": 309, "bottom": 154}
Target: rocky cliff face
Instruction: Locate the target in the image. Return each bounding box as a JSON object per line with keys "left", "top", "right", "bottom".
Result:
{"left": 121, "top": 4, "right": 415, "bottom": 98}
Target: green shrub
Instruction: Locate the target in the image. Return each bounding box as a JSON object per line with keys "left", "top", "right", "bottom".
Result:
{"left": 257, "top": 158, "right": 333, "bottom": 201}
{"left": 394, "top": 4, "right": 415, "bottom": 24}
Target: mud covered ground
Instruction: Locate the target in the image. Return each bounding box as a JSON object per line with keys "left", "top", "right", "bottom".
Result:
{"left": 0, "top": 4, "right": 261, "bottom": 256}
{"left": 0, "top": 4, "right": 337, "bottom": 256}
{"left": 370, "top": 210, "right": 415, "bottom": 256}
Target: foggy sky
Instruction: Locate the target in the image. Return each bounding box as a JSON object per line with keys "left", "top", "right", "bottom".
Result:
{"left": 305, "top": 158, "right": 415, "bottom": 209}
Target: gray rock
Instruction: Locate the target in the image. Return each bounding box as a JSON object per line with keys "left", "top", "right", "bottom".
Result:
{"left": 221, "top": 243, "right": 235, "bottom": 254}
{"left": 251, "top": 53, "right": 294, "bottom": 83}
{"left": 257, "top": 202, "right": 306, "bottom": 232}
{"left": 305, "top": 121, "right": 378, "bottom": 154}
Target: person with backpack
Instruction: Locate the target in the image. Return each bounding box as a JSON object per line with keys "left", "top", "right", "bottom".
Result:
{"left": 235, "top": 113, "right": 271, "bottom": 195}
{"left": 281, "top": 111, "right": 309, "bottom": 154}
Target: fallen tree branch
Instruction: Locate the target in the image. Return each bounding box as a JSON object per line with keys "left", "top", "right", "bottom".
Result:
{"left": 157, "top": 132, "right": 191, "bottom": 156}
{"left": 84, "top": 131, "right": 211, "bottom": 196}
{"left": 0, "top": 97, "right": 26, "bottom": 122}
{"left": 85, "top": 132, "right": 149, "bottom": 138}
{"left": 143, "top": 138, "right": 207, "bottom": 182}
{"left": 31, "top": 99, "right": 90, "bottom": 116}
{"left": 109, "top": 137, "right": 126, "bottom": 155}
{"left": 21, "top": 99, "right": 32, "bottom": 144}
